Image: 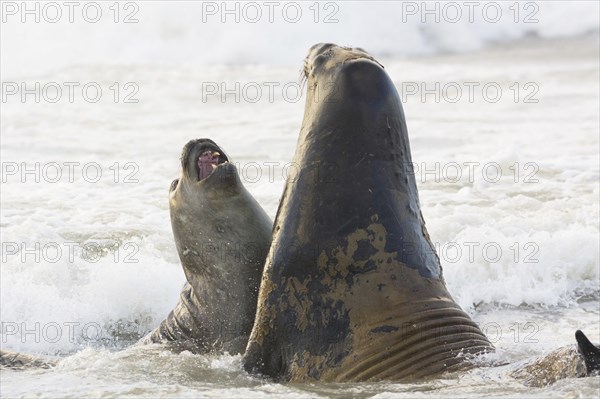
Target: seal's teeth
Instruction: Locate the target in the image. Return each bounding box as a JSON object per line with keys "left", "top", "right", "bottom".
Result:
{"left": 212, "top": 164, "right": 217, "bottom": 170}
{"left": 212, "top": 152, "right": 220, "bottom": 157}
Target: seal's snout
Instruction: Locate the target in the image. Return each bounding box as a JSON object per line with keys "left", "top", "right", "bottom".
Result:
{"left": 304, "top": 43, "right": 343, "bottom": 76}
{"left": 309, "top": 42, "right": 337, "bottom": 57}
{"left": 304, "top": 43, "right": 381, "bottom": 78}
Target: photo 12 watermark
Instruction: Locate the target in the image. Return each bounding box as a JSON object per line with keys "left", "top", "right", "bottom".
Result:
{"left": 1, "top": 1, "right": 140, "bottom": 24}
{"left": 396, "top": 320, "right": 540, "bottom": 344}
{"left": 170, "top": 160, "right": 540, "bottom": 186}
{"left": 1, "top": 241, "right": 140, "bottom": 264}
{"left": 405, "top": 161, "right": 540, "bottom": 184}
{"left": 200, "top": 1, "right": 340, "bottom": 23}
{"left": 1, "top": 161, "right": 140, "bottom": 184}
{"left": 198, "top": 80, "right": 540, "bottom": 105}
{"left": 1, "top": 82, "right": 140, "bottom": 104}
{"left": 201, "top": 81, "right": 305, "bottom": 104}
{"left": 0, "top": 319, "right": 248, "bottom": 346}
{"left": 400, "top": 1, "right": 539, "bottom": 24}
{"left": 262, "top": 239, "right": 540, "bottom": 266}
{"left": 400, "top": 81, "right": 539, "bottom": 104}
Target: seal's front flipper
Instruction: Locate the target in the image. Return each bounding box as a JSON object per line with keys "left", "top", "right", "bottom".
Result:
{"left": 575, "top": 330, "right": 600, "bottom": 375}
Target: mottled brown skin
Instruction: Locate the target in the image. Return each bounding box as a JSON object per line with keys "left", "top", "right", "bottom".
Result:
{"left": 243, "top": 44, "right": 493, "bottom": 382}
{"left": 512, "top": 345, "right": 587, "bottom": 387}
{"left": 0, "top": 350, "right": 55, "bottom": 370}
{"left": 144, "top": 139, "right": 272, "bottom": 354}
{"left": 509, "top": 330, "right": 600, "bottom": 386}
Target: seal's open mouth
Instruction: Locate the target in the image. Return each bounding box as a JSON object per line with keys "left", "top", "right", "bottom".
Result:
{"left": 176, "top": 139, "right": 231, "bottom": 187}
{"left": 197, "top": 150, "right": 227, "bottom": 181}
{"left": 169, "top": 139, "right": 229, "bottom": 192}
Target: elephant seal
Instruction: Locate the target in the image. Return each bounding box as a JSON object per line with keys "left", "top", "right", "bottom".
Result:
{"left": 0, "top": 350, "right": 55, "bottom": 370}
{"left": 243, "top": 43, "right": 493, "bottom": 382}
{"left": 144, "top": 138, "right": 272, "bottom": 354}
{"left": 511, "top": 330, "right": 600, "bottom": 386}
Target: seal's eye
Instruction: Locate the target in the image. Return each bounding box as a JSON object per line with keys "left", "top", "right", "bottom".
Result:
{"left": 170, "top": 178, "right": 179, "bottom": 191}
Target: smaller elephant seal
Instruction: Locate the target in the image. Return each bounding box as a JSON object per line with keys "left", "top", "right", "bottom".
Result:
{"left": 144, "top": 138, "right": 272, "bottom": 354}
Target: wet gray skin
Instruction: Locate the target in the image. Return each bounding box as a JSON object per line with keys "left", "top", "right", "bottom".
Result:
{"left": 145, "top": 138, "right": 272, "bottom": 354}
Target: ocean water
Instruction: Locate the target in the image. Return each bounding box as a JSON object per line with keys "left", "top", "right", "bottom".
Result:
{"left": 1, "top": 1, "right": 599, "bottom": 398}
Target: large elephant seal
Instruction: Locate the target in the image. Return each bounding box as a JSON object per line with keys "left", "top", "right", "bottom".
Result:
{"left": 243, "top": 43, "right": 493, "bottom": 382}
{"left": 144, "top": 138, "right": 272, "bottom": 354}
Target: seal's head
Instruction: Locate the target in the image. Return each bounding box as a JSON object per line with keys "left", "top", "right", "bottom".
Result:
{"left": 298, "top": 43, "right": 404, "bottom": 170}
{"left": 169, "top": 139, "right": 243, "bottom": 280}
{"left": 170, "top": 138, "right": 237, "bottom": 195}
{"left": 302, "top": 43, "right": 389, "bottom": 116}
{"left": 303, "top": 43, "right": 380, "bottom": 77}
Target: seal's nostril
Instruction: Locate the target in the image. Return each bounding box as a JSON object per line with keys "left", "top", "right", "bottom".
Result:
{"left": 311, "top": 43, "right": 337, "bottom": 57}
{"left": 170, "top": 178, "right": 179, "bottom": 191}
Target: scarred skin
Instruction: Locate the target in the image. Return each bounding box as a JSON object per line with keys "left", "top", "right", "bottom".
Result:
{"left": 144, "top": 139, "right": 272, "bottom": 354}
{"left": 242, "top": 43, "right": 493, "bottom": 382}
